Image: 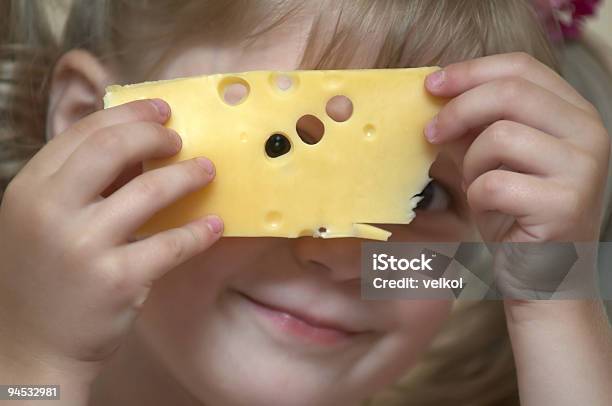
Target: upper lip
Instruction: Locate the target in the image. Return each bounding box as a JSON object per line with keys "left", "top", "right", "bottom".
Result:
{"left": 236, "top": 290, "right": 370, "bottom": 335}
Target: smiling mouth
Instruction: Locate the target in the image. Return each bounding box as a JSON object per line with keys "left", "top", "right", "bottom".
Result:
{"left": 235, "top": 290, "right": 364, "bottom": 346}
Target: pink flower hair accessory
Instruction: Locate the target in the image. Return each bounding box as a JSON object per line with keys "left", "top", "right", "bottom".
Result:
{"left": 532, "top": 0, "right": 603, "bottom": 42}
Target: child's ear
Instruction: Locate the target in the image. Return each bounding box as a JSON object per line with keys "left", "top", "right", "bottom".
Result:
{"left": 46, "top": 49, "right": 115, "bottom": 141}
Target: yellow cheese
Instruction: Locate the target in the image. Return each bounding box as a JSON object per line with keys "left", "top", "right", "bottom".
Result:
{"left": 103, "top": 68, "right": 442, "bottom": 241}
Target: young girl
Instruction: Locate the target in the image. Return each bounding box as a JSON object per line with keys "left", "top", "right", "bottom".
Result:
{"left": 1, "top": 0, "right": 611, "bottom": 405}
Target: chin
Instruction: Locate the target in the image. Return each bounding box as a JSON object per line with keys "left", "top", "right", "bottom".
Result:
{"left": 194, "top": 368, "right": 371, "bottom": 406}
{"left": 176, "top": 327, "right": 379, "bottom": 406}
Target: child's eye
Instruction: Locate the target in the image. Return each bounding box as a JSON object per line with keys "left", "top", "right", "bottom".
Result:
{"left": 415, "top": 180, "right": 451, "bottom": 211}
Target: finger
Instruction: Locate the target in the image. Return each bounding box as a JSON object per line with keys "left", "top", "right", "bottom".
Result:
{"left": 466, "top": 169, "right": 559, "bottom": 219}
{"left": 112, "top": 215, "right": 223, "bottom": 281}
{"left": 93, "top": 157, "right": 216, "bottom": 243}
{"left": 51, "top": 121, "right": 182, "bottom": 205}
{"left": 467, "top": 170, "right": 588, "bottom": 241}
{"left": 462, "top": 121, "right": 572, "bottom": 186}
{"left": 29, "top": 99, "right": 171, "bottom": 177}
{"left": 425, "top": 52, "right": 596, "bottom": 115}
{"left": 425, "top": 77, "right": 598, "bottom": 146}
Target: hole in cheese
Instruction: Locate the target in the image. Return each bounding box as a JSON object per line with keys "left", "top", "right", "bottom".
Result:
{"left": 296, "top": 114, "right": 325, "bottom": 145}
{"left": 326, "top": 95, "right": 353, "bottom": 122}
{"left": 265, "top": 133, "right": 292, "bottom": 158}
{"left": 269, "top": 73, "right": 298, "bottom": 93}
{"left": 220, "top": 78, "right": 249, "bottom": 105}
{"left": 318, "top": 227, "right": 327, "bottom": 234}
{"left": 265, "top": 211, "right": 283, "bottom": 229}
{"left": 364, "top": 124, "right": 376, "bottom": 139}
{"left": 298, "top": 229, "right": 314, "bottom": 237}
{"left": 276, "top": 75, "right": 293, "bottom": 91}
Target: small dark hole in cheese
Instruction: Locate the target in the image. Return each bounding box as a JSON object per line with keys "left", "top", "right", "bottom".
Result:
{"left": 265, "top": 133, "right": 291, "bottom": 158}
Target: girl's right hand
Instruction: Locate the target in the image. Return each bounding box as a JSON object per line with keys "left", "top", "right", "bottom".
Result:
{"left": 0, "top": 99, "right": 223, "bottom": 382}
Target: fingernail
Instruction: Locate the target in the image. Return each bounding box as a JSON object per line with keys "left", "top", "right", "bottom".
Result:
{"left": 424, "top": 116, "right": 439, "bottom": 143}
{"left": 169, "top": 129, "right": 182, "bottom": 150}
{"left": 205, "top": 215, "right": 224, "bottom": 234}
{"left": 426, "top": 70, "right": 445, "bottom": 90}
{"left": 195, "top": 157, "right": 215, "bottom": 176}
{"left": 150, "top": 99, "right": 170, "bottom": 119}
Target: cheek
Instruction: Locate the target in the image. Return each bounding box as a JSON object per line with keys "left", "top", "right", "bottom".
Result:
{"left": 136, "top": 238, "right": 269, "bottom": 336}
{"left": 375, "top": 299, "right": 454, "bottom": 380}
{"left": 330, "top": 300, "right": 454, "bottom": 397}
{"left": 128, "top": 242, "right": 265, "bottom": 402}
{"left": 388, "top": 299, "right": 454, "bottom": 342}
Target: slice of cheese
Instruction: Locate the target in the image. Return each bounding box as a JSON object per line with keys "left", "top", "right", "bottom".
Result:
{"left": 103, "top": 68, "right": 442, "bottom": 241}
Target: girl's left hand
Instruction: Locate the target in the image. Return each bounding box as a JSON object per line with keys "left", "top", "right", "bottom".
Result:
{"left": 424, "top": 52, "right": 612, "bottom": 406}
{"left": 424, "top": 52, "right": 610, "bottom": 298}
{"left": 424, "top": 52, "right": 610, "bottom": 245}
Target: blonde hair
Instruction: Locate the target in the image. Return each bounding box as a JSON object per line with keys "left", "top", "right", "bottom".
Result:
{"left": 1, "top": 1, "right": 608, "bottom": 405}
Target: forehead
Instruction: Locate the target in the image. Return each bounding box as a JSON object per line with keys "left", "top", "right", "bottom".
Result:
{"left": 153, "top": 3, "right": 391, "bottom": 80}
{"left": 156, "top": 8, "right": 315, "bottom": 79}
{"left": 157, "top": 36, "right": 302, "bottom": 80}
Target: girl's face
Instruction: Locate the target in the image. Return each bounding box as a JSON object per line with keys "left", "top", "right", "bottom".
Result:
{"left": 125, "top": 13, "right": 477, "bottom": 406}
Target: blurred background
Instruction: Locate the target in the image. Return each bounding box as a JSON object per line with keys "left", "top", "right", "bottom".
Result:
{"left": 590, "top": 0, "right": 612, "bottom": 43}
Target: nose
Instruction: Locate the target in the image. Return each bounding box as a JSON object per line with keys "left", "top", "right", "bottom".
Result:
{"left": 290, "top": 236, "right": 363, "bottom": 283}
